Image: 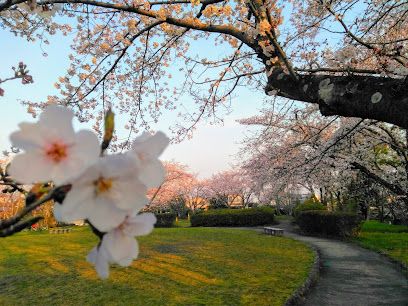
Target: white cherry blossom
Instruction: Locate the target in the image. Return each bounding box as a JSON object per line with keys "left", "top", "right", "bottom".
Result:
{"left": 9, "top": 106, "right": 100, "bottom": 185}
{"left": 18, "top": 3, "right": 62, "bottom": 18}
{"left": 131, "top": 131, "right": 169, "bottom": 188}
{"left": 87, "top": 213, "right": 156, "bottom": 279}
{"left": 54, "top": 154, "right": 149, "bottom": 232}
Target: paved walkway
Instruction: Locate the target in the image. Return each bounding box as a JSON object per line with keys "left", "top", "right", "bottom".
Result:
{"left": 259, "top": 221, "right": 408, "bottom": 306}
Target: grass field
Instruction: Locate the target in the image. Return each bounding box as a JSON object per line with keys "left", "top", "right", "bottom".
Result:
{"left": 174, "top": 218, "right": 191, "bottom": 228}
{"left": 353, "top": 221, "right": 408, "bottom": 266}
{"left": 0, "top": 226, "right": 314, "bottom": 306}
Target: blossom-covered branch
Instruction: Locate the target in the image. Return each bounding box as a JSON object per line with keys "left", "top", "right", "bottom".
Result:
{"left": 0, "top": 62, "right": 33, "bottom": 96}
{"left": 0, "top": 106, "right": 169, "bottom": 279}
{"left": 2, "top": 0, "right": 406, "bottom": 138}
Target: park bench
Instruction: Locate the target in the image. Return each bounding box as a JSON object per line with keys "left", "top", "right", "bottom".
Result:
{"left": 263, "top": 227, "right": 284, "bottom": 236}
{"left": 49, "top": 228, "right": 72, "bottom": 234}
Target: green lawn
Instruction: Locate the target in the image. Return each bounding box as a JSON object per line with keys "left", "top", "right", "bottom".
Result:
{"left": 174, "top": 218, "right": 191, "bottom": 228}
{"left": 275, "top": 215, "right": 294, "bottom": 222}
{"left": 0, "top": 227, "right": 314, "bottom": 306}
{"left": 353, "top": 221, "right": 408, "bottom": 266}
{"left": 360, "top": 220, "right": 408, "bottom": 233}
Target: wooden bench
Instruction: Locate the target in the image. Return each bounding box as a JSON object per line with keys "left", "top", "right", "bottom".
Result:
{"left": 263, "top": 227, "right": 284, "bottom": 236}
{"left": 49, "top": 228, "right": 72, "bottom": 234}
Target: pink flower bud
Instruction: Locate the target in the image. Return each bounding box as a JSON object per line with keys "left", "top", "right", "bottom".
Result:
{"left": 22, "top": 75, "right": 34, "bottom": 84}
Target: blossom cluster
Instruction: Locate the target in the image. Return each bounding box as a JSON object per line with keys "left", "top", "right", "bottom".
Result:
{"left": 8, "top": 106, "right": 169, "bottom": 278}
{"left": 0, "top": 62, "right": 33, "bottom": 97}
{"left": 18, "top": 2, "right": 62, "bottom": 18}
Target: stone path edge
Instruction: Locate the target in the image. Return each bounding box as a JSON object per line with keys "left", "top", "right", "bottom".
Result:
{"left": 211, "top": 224, "right": 407, "bottom": 305}
{"left": 284, "top": 242, "right": 321, "bottom": 306}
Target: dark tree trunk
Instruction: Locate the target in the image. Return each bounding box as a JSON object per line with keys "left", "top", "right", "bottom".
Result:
{"left": 265, "top": 68, "right": 408, "bottom": 129}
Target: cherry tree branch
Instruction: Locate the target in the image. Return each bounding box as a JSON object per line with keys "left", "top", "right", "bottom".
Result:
{"left": 0, "top": 216, "right": 43, "bottom": 237}
{"left": 266, "top": 68, "right": 408, "bottom": 129}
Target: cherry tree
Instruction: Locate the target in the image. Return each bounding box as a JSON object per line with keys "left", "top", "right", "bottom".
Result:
{"left": 147, "top": 161, "right": 195, "bottom": 209}
{"left": 0, "top": 192, "right": 24, "bottom": 220}
{"left": 184, "top": 179, "right": 211, "bottom": 211}
{"left": 0, "top": 0, "right": 407, "bottom": 142}
{"left": 0, "top": 159, "right": 27, "bottom": 219}
{"left": 239, "top": 101, "right": 408, "bottom": 219}
{"left": 205, "top": 169, "right": 254, "bottom": 207}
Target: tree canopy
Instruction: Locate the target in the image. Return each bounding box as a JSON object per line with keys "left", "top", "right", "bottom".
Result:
{"left": 1, "top": 0, "right": 407, "bottom": 142}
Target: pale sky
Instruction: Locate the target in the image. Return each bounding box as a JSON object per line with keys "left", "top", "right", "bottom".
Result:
{"left": 0, "top": 27, "right": 265, "bottom": 178}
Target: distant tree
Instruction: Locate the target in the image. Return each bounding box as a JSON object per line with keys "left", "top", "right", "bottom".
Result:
{"left": 239, "top": 102, "right": 408, "bottom": 221}
{"left": 208, "top": 195, "right": 228, "bottom": 210}
{"left": 147, "top": 161, "right": 195, "bottom": 209}
{"left": 168, "top": 196, "right": 189, "bottom": 218}
{"left": 206, "top": 170, "right": 255, "bottom": 207}
{"left": 185, "top": 179, "right": 210, "bottom": 211}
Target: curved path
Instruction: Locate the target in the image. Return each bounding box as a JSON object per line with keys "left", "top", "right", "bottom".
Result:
{"left": 272, "top": 220, "right": 408, "bottom": 306}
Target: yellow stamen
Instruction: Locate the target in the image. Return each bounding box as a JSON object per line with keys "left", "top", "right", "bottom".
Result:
{"left": 94, "top": 177, "right": 113, "bottom": 194}
{"left": 45, "top": 142, "right": 68, "bottom": 163}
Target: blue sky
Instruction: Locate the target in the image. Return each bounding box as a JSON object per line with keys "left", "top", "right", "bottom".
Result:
{"left": 0, "top": 28, "right": 265, "bottom": 178}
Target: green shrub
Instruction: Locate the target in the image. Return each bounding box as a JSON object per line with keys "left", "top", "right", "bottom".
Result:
{"left": 190, "top": 207, "right": 275, "bottom": 227}
{"left": 296, "top": 210, "right": 362, "bottom": 237}
{"left": 155, "top": 212, "right": 176, "bottom": 227}
{"left": 294, "top": 197, "right": 326, "bottom": 217}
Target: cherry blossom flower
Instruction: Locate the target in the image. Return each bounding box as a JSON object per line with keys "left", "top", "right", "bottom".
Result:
{"left": 9, "top": 106, "right": 100, "bottom": 185}
{"left": 18, "top": 3, "right": 62, "bottom": 18}
{"left": 87, "top": 213, "right": 156, "bottom": 279}
{"left": 54, "top": 154, "right": 149, "bottom": 232}
{"left": 131, "top": 131, "right": 169, "bottom": 188}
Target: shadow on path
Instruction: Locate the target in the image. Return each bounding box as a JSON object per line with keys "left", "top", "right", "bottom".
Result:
{"left": 252, "top": 220, "right": 408, "bottom": 306}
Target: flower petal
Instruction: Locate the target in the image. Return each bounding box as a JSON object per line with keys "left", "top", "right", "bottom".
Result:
{"left": 8, "top": 152, "right": 55, "bottom": 184}
{"left": 102, "top": 230, "right": 138, "bottom": 265}
{"left": 39, "top": 106, "right": 75, "bottom": 141}
{"left": 87, "top": 246, "right": 110, "bottom": 279}
{"left": 124, "top": 213, "right": 156, "bottom": 237}
{"left": 138, "top": 159, "right": 165, "bottom": 188}
{"left": 87, "top": 197, "right": 128, "bottom": 232}
{"left": 112, "top": 178, "right": 148, "bottom": 211}
{"left": 132, "top": 131, "right": 169, "bottom": 158}
{"left": 69, "top": 130, "right": 100, "bottom": 168}
{"left": 86, "top": 246, "right": 98, "bottom": 265}
{"left": 9, "top": 122, "right": 47, "bottom": 151}
{"left": 100, "top": 154, "right": 140, "bottom": 179}
{"left": 55, "top": 185, "right": 94, "bottom": 222}
{"left": 116, "top": 257, "right": 134, "bottom": 267}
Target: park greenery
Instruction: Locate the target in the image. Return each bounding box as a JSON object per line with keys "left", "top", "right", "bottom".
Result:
{"left": 353, "top": 220, "right": 408, "bottom": 266}
{"left": 0, "top": 226, "right": 314, "bottom": 306}
{"left": 190, "top": 207, "right": 275, "bottom": 227}
{"left": 0, "top": 0, "right": 407, "bottom": 303}
{"left": 296, "top": 210, "right": 361, "bottom": 237}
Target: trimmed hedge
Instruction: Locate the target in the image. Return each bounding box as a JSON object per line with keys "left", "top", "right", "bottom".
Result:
{"left": 190, "top": 207, "right": 275, "bottom": 227}
{"left": 294, "top": 198, "right": 326, "bottom": 217}
{"left": 155, "top": 212, "right": 176, "bottom": 227}
{"left": 296, "top": 210, "right": 362, "bottom": 237}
